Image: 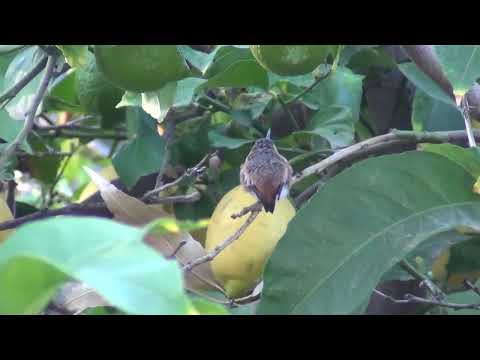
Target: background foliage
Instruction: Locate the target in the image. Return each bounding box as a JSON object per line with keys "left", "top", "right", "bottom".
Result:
{"left": 0, "top": 44, "right": 480, "bottom": 315}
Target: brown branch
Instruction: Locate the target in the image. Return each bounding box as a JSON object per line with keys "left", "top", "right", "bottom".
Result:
{"left": 399, "top": 260, "right": 445, "bottom": 300}
{"left": 183, "top": 209, "right": 261, "bottom": 273}
{"left": 144, "top": 152, "right": 215, "bottom": 200}
{"left": 35, "top": 127, "right": 128, "bottom": 140}
{"left": 0, "top": 55, "right": 48, "bottom": 106}
{"left": 231, "top": 201, "right": 262, "bottom": 219}
{"left": 464, "top": 280, "right": 480, "bottom": 297}
{"left": 293, "top": 129, "right": 480, "bottom": 185}
{"left": 0, "top": 184, "right": 201, "bottom": 232}
{"left": 143, "top": 191, "right": 201, "bottom": 204}
{"left": 374, "top": 289, "right": 480, "bottom": 311}
{"left": 0, "top": 54, "right": 57, "bottom": 169}
{"left": 0, "top": 203, "right": 108, "bottom": 231}
{"left": 285, "top": 66, "right": 333, "bottom": 105}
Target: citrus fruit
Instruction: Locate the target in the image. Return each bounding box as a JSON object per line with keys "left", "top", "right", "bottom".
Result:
{"left": 0, "top": 194, "right": 14, "bottom": 244}
{"left": 76, "top": 52, "right": 124, "bottom": 125}
{"left": 94, "top": 45, "right": 190, "bottom": 92}
{"left": 205, "top": 185, "right": 296, "bottom": 298}
{"left": 250, "top": 45, "right": 338, "bottom": 76}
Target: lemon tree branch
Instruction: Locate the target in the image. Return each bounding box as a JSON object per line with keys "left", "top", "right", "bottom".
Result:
{"left": 183, "top": 209, "right": 261, "bottom": 273}
{"left": 293, "top": 129, "right": 480, "bottom": 186}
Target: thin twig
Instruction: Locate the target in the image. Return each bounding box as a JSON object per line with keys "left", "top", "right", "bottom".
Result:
{"left": 200, "top": 94, "right": 231, "bottom": 113}
{"left": 167, "top": 240, "right": 188, "bottom": 259}
{"left": 143, "top": 191, "right": 201, "bottom": 205}
{"left": 144, "top": 152, "right": 215, "bottom": 200}
{"left": 0, "top": 55, "right": 48, "bottom": 106}
{"left": 285, "top": 67, "right": 333, "bottom": 105}
{"left": 0, "top": 54, "right": 57, "bottom": 170}
{"left": 36, "top": 127, "right": 128, "bottom": 140}
{"left": 271, "top": 91, "right": 300, "bottom": 131}
{"left": 231, "top": 201, "right": 262, "bottom": 219}
{"left": 293, "top": 179, "right": 327, "bottom": 208}
{"left": 399, "top": 260, "right": 445, "bottom": 300}
{"left": 464, "top": 280, "right": 480, "bottom": 297}
{"left": 183, "top": 209, "right": 261, "bottom": 273}
{"left": 47, "top": 147, "right": 76, "bottom": 207}
{"left": 373, "top": 289, "right": 480, "bottom": 311}
{"left": 461, "top": 96, "right": 477, "bottom": 148}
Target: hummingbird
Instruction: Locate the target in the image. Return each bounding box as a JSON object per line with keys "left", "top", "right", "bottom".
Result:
{"left": 240, "top": 129, "right": 293, "bottom": 213}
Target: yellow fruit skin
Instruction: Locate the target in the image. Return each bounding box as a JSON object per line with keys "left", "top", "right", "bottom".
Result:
{"left": 431, "top": 248, "right": 480, "bottom": 292}
{"left": 0, "top": 194, "right": 14, "bottom": 244}
{"left": 206, "top": 186, "right": 295, "bottom": 298}
{"left": 250, "top": 45, "right": 337, "bottom": 76}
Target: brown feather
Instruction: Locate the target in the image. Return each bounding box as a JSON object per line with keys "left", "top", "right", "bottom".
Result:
{"left": 240, "top": 137, "right": 293, "bottom": 213}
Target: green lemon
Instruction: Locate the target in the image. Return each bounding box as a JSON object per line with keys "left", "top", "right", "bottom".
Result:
{"left": 94, "top": 45, "right": 190, "bottom": 92}
{"left": 76, "top": 53, "right": 124, "bottom": 119}
{"left": 250, "top": 45, "right": 338, "bottom": 76}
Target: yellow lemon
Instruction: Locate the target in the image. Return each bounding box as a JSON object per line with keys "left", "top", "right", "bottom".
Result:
{"left": 0, "top": 194, "right": 14, "bottom": 244}
{"left": 206, "top": 185, "right": 295, "bottom": 298}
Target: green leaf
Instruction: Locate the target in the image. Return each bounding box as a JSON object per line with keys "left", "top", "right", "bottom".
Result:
{"left": 0, "top": 217, "right": 191, "bottom": 315}
{"left": 177, "top": 45, "right": 219, "bottom": 74}
{"left": 411, "top": 89, "right": 463, "bottom": 131}
{"left": 116, "top": 91, "right": 141, "bottom": 108}
{"left": 399, "top": 62, "right": 457, "bottom": 107}
{"left": 435, "top": 46, "right": 480, "bottom": 96}
{"left": 299, "top": 105, "right": 354, "bottom": 148}
{"left": 141, "top": 81, "right": 177, "bottom": 122}
{"left": 0, "top": 52, "right": 16, "bottom": 90}
{"left": 339, "top": 45, "right": 379, "bottom": 66}
{"left": 204, "top": 46, "right": 254, "bottom": 78}
{"left": 0, "top": 45, "right": 26, "bottom": 55}
{"left": 203, "top": 59, "right": 269, "bottom": 90}
{"left": 174, "top": 77, "right": 206, "bottom": 107}
{"left": 346, "top": 47, "right": 396, "bottom": 74}
{"left": 0, "top": 109, "right": 31, "bottom": 151}
{"left": 231, "top": 92, "right": 273, "bottom": 121}
{"left": 208, "top": 130, "right": 254, "bottom": 149}
{"left": 268, "top": 72, "right": 316, "bottom": 89}
{"left": 84, "top": 306, "right": 124, "bottom": 315}
{"left": 56, "top": 45, "right": 89, "bottom": 69}
{"left": 147, "top": 217, "right": 209, "bottom": 237}
{"left": 299, "top": 66, "right": 364, "bottom": 123}
{"left": 189, "top": 297, "right": 230, "bottom": 315}
{"left": 421, "top": 143, "right": 480, "bottom": 179}
{"left": 43, "top": 69, "right": 84, "bottom": 113}
{"left": 257, "top": 151, "right": 480, "bottom": 314}
{"left": 3, "top": 46, "right": 45, "bottom": 120}
{"left": 112, "top": 108, "right": 166, "bottom": 189}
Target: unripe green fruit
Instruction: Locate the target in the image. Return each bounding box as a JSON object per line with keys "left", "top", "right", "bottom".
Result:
{"left": 250, "top": 45, "right": 338, "bottom": 76}
{"left": 94, "top": 45, "right": 190, "bottom": 92}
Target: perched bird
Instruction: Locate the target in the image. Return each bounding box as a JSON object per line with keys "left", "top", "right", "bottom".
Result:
{"left": 240, "top": 130, "right": 293, "bottom": 213}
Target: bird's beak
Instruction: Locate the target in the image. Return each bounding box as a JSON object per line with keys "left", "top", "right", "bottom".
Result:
{"left": 266, "top": 129, "right": 271, "bottom": 140}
